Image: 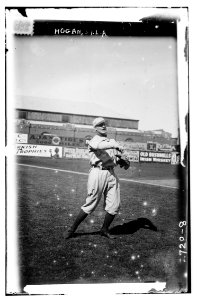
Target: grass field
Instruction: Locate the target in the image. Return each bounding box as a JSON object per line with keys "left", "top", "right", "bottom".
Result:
{"left": 16, "top": 156, "right": 188, "bottom": 292}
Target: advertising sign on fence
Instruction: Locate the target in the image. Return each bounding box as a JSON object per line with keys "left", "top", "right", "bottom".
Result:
{"left": 16, "top": 133, "right": 28, "bottom": 144}
{"left": 16, "top": 144, "right": 62, "bottom": 157}
{"left": 28, "top": 134, "right": 86, "bottom": 147}
{"left": 139, "top": 151, "right": 171, "bottom": 163}
{"left": 147, "top": 142, "right": 157, "bottom": 151}
{"left": 171, "top": 152, "right": 180, "bottom": 165}
{"left": 125, "top": 150, "right": 139, "bottom": 162}
{"left": 122, "top": 142, "right": 147, "bottom": 151}
{"left": 63, "top": 147, "right": 89, "bottom": 159}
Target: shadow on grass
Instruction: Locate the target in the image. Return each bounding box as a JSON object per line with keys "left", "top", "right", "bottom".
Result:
{"left": 72, "top": 218, "right": 157, "bottom": 238}
{"left": 110, "top": 218, "right": 157, "bottom": 235}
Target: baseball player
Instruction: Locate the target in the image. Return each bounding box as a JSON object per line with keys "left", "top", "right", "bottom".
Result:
{"left": 65, "top": 117, "right": 130, "bottom": 239}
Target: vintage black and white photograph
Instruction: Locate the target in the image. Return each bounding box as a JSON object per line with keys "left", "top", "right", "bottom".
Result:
{"left": 5, "top": 6, "right": 190, "bottom": 295}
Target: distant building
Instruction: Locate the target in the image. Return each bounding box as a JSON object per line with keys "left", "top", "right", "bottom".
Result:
{"left": 15, "top": 108, "right": 178, "bottom": 150}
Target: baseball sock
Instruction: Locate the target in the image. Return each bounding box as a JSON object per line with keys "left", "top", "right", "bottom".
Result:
{"left": 101, "top": 212, "right": 115, "bottom": 233}
{"left": 67, "top": 209, "right": 88, "bottom": 234}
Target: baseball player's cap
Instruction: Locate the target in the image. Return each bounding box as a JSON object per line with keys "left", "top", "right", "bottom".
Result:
{"left": 93, "top": 117, "right": 106, "bottom": 128}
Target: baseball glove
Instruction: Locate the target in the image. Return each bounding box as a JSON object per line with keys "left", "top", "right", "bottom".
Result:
{"left": 116, "top": 154, "right": 130, "bottom": 170}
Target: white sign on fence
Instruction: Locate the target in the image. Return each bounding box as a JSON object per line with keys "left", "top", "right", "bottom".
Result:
{"left": 16, "top": 144, "right": 62, "bottom": 157}
{"left": 15, "top": 133, "right": 28, "bottom": 144}
{"left": 63, "top": 147, "right": 89, "bottom": 159}
{"left": 125, "top": 150, "right": 139, "bottom": 162}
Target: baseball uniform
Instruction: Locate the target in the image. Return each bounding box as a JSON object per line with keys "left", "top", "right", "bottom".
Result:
{"left": 65, "top": 117, "right": 124, "bottom": 239}
{"left": 81, "top": 135, "right": 121, "bottom": 215}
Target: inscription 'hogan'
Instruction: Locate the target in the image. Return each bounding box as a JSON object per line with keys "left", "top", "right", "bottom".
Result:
{"left": 54, "top": 28, "right": 82, "bottom": 35}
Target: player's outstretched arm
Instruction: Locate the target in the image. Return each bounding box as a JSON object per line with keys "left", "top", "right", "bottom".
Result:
{"left": 87, "top": 139, "right": 123, "bottom": 152}
{"left": 98, "top": 140, "right": 124, "bottom": 152}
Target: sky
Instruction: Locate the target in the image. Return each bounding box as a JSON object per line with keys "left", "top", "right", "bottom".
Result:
{"left": 14, "top": 35, "right": 179, "bottom": 137}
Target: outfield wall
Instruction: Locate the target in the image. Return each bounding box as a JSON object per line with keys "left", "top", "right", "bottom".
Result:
{"left": 16, "top": 142, "right": 180, "bottom": 165}
{"left": 15, "top": 118, "right": 177, "bottom": 149}
{"left": 15, "top": 133, "right": 177, "bottom": 152}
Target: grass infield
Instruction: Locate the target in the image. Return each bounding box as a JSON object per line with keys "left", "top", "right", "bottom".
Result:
{"left": 16, "top": 156, "right": 188, "bottom": 292}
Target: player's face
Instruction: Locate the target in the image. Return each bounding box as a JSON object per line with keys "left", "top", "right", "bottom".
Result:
{"left": 95, "top": 122, "right": 107, "bottom": 136}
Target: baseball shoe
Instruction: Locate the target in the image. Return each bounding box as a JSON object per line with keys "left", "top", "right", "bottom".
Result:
{"left": 64, "top": 230, "right": 75, "bottom": 239}
{"left": 100, "top": 229, "right": 116, "bottom": 239}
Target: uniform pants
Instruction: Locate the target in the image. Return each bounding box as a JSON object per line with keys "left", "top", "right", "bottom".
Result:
{"left": 81, "top": 167, "right": 120, "bottom": 215}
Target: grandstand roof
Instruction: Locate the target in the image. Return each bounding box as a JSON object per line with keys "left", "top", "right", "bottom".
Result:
{"left": 16, "top": 95, "right": 139, "bottom": 122}
{"left": 22, "top": 120, "right": 142, "bottom": 134}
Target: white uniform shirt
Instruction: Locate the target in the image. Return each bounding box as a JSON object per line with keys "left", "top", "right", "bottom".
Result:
{"left": 87, "top": 135, "right": 120, "bottom": 168}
